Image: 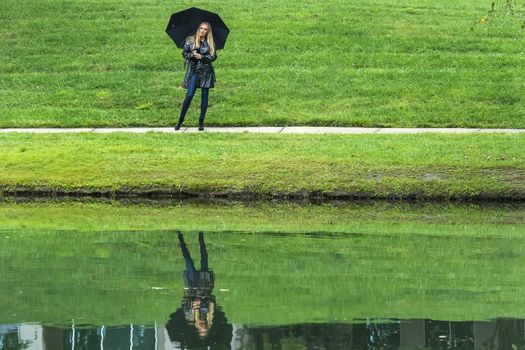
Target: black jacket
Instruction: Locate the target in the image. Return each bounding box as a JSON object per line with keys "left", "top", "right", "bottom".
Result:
{"left": 182, "top": 38, "right": 217, "bottom": 89}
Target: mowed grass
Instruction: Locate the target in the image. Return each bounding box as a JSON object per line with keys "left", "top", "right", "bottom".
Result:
{"left": 1, "top": 0, "right": 524, "bottom": 128}
{"left": 0, "top": 132, "right": 524, "bottom": 199}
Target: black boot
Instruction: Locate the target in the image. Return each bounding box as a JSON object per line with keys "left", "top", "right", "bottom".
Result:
{"left": 175, "top": 116, "right": 184, "bottom": 130}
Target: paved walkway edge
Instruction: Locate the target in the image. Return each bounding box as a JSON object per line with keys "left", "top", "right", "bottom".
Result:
{"left": 1, "top": 127, "right": 525, "bottom": 134}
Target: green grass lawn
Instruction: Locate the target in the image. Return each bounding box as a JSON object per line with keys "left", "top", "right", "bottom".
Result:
{"left": 1, "top": 0, "right": 524, "bottom": 128}
{"left": 0, "top": 132, "right": 524, "bottom": 199}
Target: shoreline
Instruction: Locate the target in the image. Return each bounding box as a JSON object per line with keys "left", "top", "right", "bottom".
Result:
{"left": 1, "top": 133, "right": 523, "bottom": 204}
{"left": 2, "top": 187, "right": 524, "bottom": 202}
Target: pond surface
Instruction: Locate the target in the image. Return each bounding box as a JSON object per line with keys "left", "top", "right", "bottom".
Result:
{"left": 1, "top": 201, "right": 525, "bottom": 349}
{"left": 3, "top": 319, "right": 525, "bottom": 349}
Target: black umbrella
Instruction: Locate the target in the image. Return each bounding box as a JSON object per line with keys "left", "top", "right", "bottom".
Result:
{"left": 166, "top": 7, "right": 230, "bottom": 50}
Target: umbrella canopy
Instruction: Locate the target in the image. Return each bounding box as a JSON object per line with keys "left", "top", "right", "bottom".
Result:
{"left": 166, "top": 7, "right": 230, "bottom": 50}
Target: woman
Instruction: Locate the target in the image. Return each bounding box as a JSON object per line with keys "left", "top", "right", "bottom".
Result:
{"left": 175, "top": 22, "right": 217, "bottom": 131}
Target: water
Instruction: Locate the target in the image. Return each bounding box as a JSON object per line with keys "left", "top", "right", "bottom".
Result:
{"left": 3, "top": 319, "right": 525, "bottom": 349}
{"left": 1, "top": 201, "right": 525, "bottom": 349}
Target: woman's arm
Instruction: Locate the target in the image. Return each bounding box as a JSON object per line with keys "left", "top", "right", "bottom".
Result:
{"left": 200, "top": 52, "right": 217, "bottom": 63}
{"left": 182, "top": 40, "right": 194, "bottom": 60}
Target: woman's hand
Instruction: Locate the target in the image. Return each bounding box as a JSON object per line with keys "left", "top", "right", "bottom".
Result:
{"left": 194, "top": 52, "right": 202, "bottom": 60}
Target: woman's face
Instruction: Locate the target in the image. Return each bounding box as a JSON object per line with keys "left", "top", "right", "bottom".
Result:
{"left": 198, "top": 24, "right": 209, "bottom": 38}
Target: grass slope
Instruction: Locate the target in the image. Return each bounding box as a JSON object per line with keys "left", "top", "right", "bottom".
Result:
{"left": 1, "top": 0, "right": 524, "bottom": 127}
{"left": 0, "top": 133, "right": 524, "bottom": 199}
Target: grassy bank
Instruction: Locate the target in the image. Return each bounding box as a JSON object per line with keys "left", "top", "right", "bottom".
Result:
{"left": 0, "top": 133, "right": 524, "bottom": 200}
{"left": 1, "top": 201, "right": 525, "bottom": 325}
{"left": 1, "top": 0, "right": 524, "bottom": 128}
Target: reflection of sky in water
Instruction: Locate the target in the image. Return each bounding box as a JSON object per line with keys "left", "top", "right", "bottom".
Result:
{"left": 1, "top": 319, "right": 524, "bottom": 349}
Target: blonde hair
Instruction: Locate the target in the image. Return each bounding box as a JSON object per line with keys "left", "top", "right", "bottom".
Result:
{"left": 194, "top": 22, "right": 216, "bottom": 56}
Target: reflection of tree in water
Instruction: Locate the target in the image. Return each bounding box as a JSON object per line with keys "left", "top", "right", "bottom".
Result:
{"left": 426, "top": 320, "right": 474, "bottom": 349}
{"left": 2, "top": 317, "right": 525, "bottom": 349}
{"left": 479, "top": 319, "right": 525, "bottom": 350}
{"left": 165, "top": 231, "right": 232, "bottom": 349}
{"left": 233, "top": 319, "right": 525, "bottom": 349}
{"left": 241, "top": 322, "right": 400, "bottom": 349}
{"left": 1, "top": 332, "right": 26, "bottom": 350}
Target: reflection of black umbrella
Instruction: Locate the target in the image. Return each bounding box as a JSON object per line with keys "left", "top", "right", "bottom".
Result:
{"left": 166, "top": 7, "right": 230, "bottom": 49}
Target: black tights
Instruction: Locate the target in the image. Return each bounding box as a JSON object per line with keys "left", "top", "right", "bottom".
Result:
{"left": 177, "top": 74, "right": 209, "bottom": 126}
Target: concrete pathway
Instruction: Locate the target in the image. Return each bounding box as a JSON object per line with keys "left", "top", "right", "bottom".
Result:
{"left": 1, "top": 127, "right": 524, "bottom": 134}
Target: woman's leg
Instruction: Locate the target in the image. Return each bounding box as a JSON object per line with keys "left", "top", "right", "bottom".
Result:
{"left": 199, "top": 88, "right": 209, "bottom": 131}
{"left": 177, "top": 231, "right": 196, "bottom": 284}
{"left": 198, "top": 231, "right": 209, "bottom": 271}
{"left": 176, "top": 74, "right": 198, "bottom": 129}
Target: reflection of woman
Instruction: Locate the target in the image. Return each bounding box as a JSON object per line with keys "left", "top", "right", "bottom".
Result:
{"left": 175, "top": 22, "right": 217, "bottom": 131}
{"left": 178, "top": 231, "right": 214, "bottom": 297}
{"left": 166, "top": 231, "right": 232, "bottom": 348}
